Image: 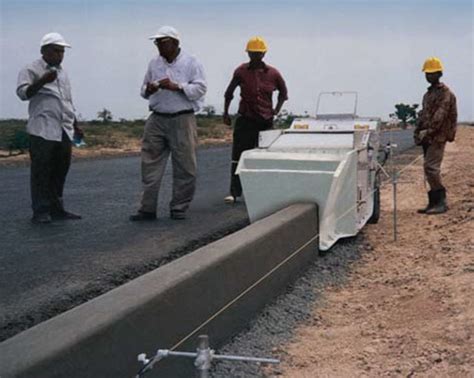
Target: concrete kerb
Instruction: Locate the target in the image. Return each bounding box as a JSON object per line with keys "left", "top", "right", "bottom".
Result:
{"left": 0, "top": 203, "right": 319, "bottom": 378}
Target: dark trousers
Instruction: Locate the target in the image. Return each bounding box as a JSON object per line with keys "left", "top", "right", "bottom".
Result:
{"left": 230, "top": 116, "right": 272, "bottom": 197}
{"left": 29, "top": 131, "right": 72, "bottom": 215}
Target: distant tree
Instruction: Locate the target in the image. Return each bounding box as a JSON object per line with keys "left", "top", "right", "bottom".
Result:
{"left": 390, "top": 103, "right": 419, "bottom": 129}
{"left": 97, "top": 108, "right": 113, "bottom": 123}
{"left": 201, "top": 105, "right": 216, "bottom": 117}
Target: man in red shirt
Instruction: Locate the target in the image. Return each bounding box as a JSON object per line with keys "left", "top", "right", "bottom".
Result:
{"left": 223, "top": 36, "right": 288, "bottom": 204}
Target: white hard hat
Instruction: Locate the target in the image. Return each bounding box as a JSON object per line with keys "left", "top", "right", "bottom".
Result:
{"left": 148, "top": 26, "right": 180, "bottom": 42}
{"left": 40, "top": 32, "right": 71, "bottom": 48}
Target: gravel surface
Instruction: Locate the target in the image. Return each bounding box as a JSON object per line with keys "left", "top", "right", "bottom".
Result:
{"left": 211, "top": 236, "right": 366, "bottom": 377}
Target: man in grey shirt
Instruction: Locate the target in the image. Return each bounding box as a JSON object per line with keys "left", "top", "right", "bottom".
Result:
{"left": 16, "top": 32, "right": 82, "bottom": 224}
{"left": 130, "top": 26, "right": 207, "bottom": 221}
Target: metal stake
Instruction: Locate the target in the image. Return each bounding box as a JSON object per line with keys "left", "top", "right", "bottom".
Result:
{"left": 392, "top": 171, "right": 398, "bottom": 242}
{"left": 387, "top": 126, "right": 398, "bottom": 243}
{"left": 195, "top": 335, "right": 212, "bottom": 378}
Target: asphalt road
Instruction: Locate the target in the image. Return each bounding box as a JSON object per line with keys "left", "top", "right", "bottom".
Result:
{"left": 0, "top": 129, "right": 414, "bottom": 341}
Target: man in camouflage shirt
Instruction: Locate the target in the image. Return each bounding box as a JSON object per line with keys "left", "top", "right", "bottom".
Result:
{"left": 414, "top": 57, "right": 457, "bottom": 215}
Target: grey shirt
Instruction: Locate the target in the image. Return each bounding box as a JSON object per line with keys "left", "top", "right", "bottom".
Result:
{"left": 17, "top": 58, "right": 76, "bottom": 142}
{"left": 141, "top": 50, "right": 207, "bottom": 113}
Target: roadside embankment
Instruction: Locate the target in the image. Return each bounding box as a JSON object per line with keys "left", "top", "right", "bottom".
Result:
{"left": 214, "top": 126, "right": 474, "bottom": 377}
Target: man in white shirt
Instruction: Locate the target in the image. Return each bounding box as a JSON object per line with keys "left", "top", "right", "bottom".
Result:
{"left": 16, "top": 32, "right": 82, "bottom": 224}
{"left": 130, "top": 26, "right": 207, "bottom": 221}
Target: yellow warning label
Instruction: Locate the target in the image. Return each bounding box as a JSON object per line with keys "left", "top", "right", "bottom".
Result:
{"left": 294, "top": 123, "right": 309, "bottom": 130}
{"left": 354, "top": 124, "right": 369, "bottom": 130}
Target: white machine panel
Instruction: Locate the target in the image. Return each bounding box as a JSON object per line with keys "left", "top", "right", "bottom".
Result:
{"left": 269, "top": 133, "right": 354, "bottom": 150}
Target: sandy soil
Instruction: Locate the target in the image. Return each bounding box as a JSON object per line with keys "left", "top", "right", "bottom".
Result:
{"left": 276, "top": 126, "right": 474, "bottom": 377}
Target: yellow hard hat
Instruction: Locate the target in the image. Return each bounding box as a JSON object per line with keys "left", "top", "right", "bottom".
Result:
{"left": 246, "top": 37, "right": 268, "bottom": 53}
{"left": 422, "top": 57, "right": 444, "bottom": 73}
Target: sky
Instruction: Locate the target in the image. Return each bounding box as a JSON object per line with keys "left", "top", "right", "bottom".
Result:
{"left": 0, "top": 0, "right": 473, "bottom": 121}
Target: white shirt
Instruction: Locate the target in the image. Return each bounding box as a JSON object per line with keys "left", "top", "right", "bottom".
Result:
{"left": 141, "top": 50, "right": 207, "bottom": 113}
{"left": 16, "top": 58, "right": 76, "bottom": 142}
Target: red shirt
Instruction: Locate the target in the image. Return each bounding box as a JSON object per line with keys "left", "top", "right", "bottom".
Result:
{"left": 224, "top": 62, "right": 288, "bottom": 121}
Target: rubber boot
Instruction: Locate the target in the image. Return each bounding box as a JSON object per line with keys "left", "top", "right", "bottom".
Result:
{"left": 426, "top": 188, "right": 448, "bottom": 214}
{"left": 417, "top": 190, "right": 435, "bottom": 214}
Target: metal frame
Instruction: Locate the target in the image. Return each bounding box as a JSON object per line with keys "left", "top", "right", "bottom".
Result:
{"left": 136, "top": 335, "right": 279, "bottom": 377}
{"left": 315, "top": 91, "right": 359, "bottom": 119}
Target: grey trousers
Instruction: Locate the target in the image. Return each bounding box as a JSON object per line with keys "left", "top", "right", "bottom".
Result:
{"left": 139, "top": 112, "right": 198, "bottom": 214}
{"left": 422, "top": 141, "right": 446, "bottom": 191}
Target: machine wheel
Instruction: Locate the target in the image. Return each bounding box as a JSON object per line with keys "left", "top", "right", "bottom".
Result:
{"left": 368, "top": 186, "right": 380, "bottom": 224}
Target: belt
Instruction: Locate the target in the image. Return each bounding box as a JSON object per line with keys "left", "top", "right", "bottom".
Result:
{"left": 153, "top": 109, "right": 194, "bottom": 118}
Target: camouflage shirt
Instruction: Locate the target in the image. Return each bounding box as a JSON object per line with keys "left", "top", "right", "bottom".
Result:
{"left": 416, "top": 83, "right": 457, "bottom": 143}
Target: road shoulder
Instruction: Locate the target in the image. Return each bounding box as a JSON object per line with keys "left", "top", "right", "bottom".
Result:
{"left": 277, "top": 126, "right": 474, "bottom": 376}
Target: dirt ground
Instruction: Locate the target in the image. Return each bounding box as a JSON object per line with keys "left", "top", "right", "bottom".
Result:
{"left": 0, "top": 143, "right": 143, "bottom": 167}
{"left": 0, "top": 136, "right": 232, "bottom": 167}
{"left": 277, "top": 126, "right": 474, "bottom": 377}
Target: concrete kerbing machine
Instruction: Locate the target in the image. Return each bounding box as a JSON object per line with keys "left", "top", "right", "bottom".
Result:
{"left": 237, "top": 92, "right": 382, "bottom": 251}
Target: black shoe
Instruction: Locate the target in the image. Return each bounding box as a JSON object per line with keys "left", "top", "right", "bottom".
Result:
{"left": 130, "top": 211, "right": 157, "bottom": 221}
{"left": 170, "top": 210, "right": 186, "bottom": 220}
{"left": 32, "top": 213, "right": 52, "bottom": 224}
{"left": 51, "top": 211, "right": 82, "bottom": 220}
